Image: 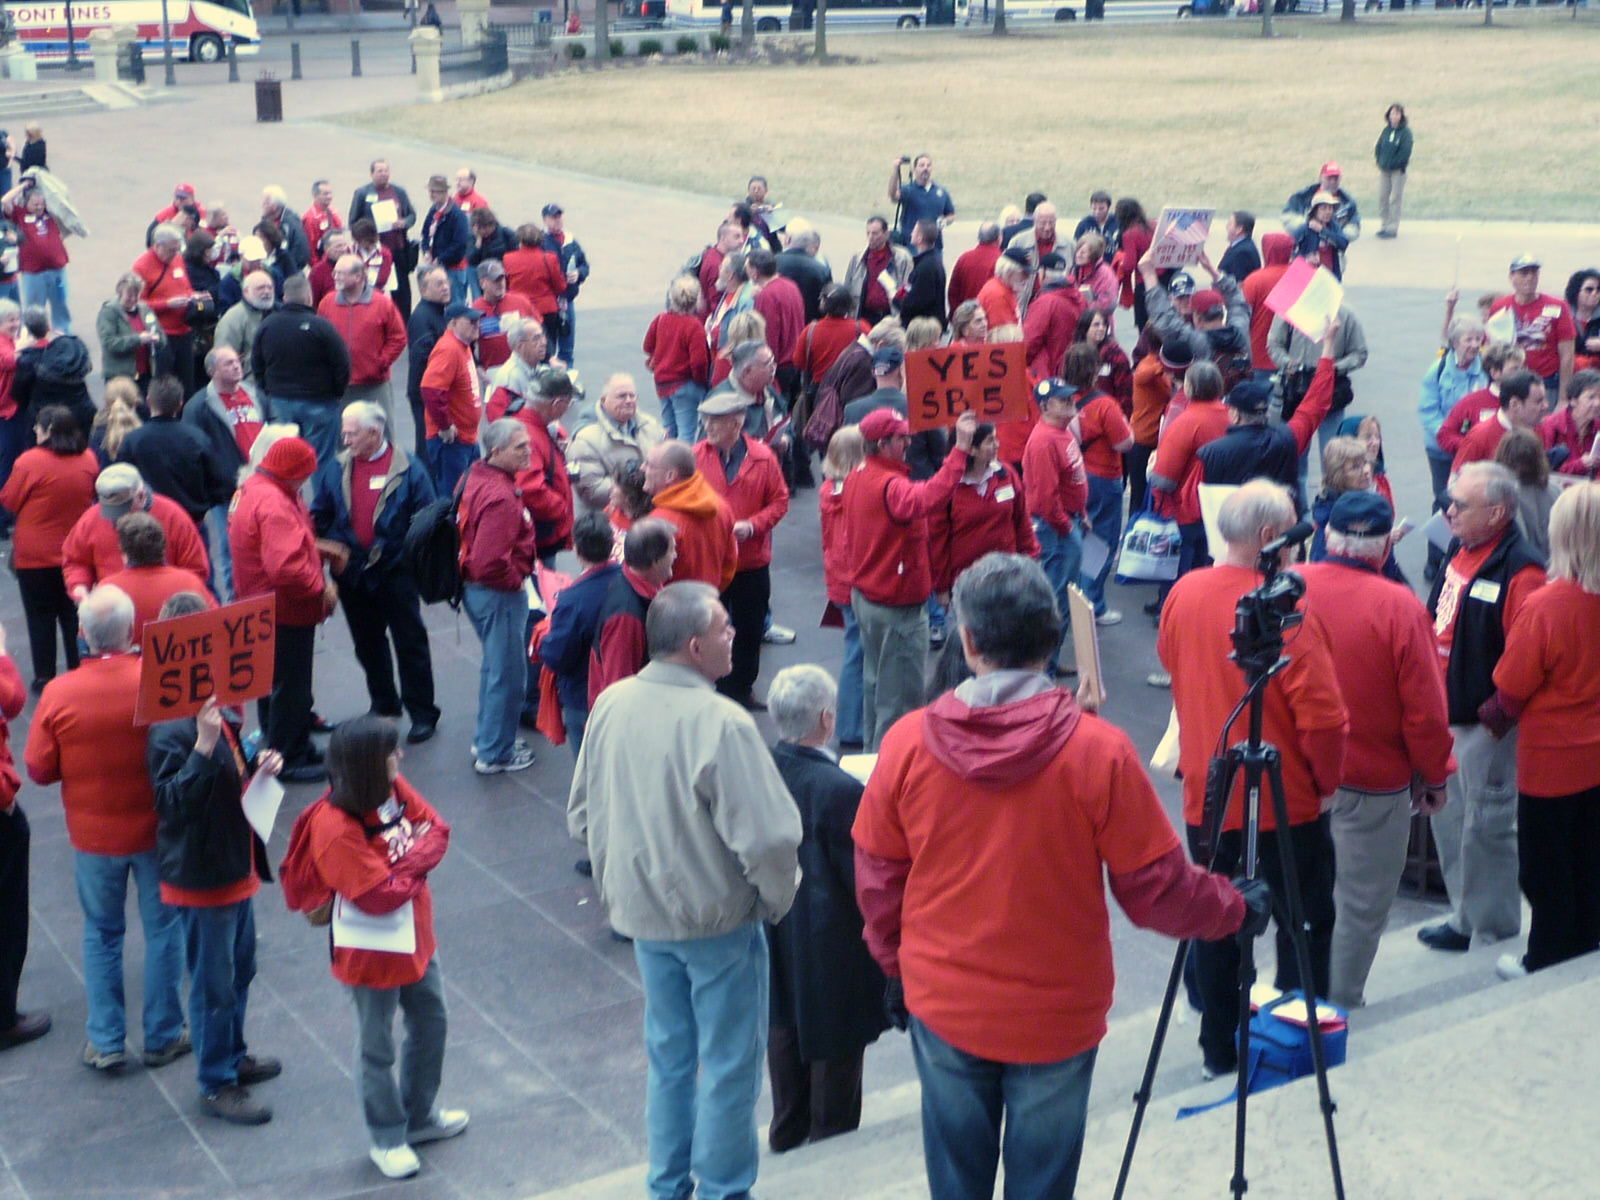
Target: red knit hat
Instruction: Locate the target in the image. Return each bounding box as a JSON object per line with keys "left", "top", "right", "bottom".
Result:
{"left": 261, "top": 437, "right": 318, "bottom": 481}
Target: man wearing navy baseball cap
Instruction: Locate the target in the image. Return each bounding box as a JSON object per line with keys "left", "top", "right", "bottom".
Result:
{"left": 541, "top": 202, "right": 589, "bottom": 362}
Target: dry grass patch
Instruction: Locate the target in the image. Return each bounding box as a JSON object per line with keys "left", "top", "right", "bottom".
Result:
{"left": 348, "top": 12, "right": 1600, "bottom": 222}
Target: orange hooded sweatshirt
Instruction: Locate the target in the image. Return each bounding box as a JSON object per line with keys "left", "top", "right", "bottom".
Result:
{"left": 649, "top": 470, "right": 738, "bottom": 592}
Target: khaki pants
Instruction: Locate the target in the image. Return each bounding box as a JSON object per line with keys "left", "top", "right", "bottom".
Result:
{"left": 852, "top": 590, "right": 927, "bottom": 752}
{"left": 1327, "top": 784, "right": 1413, "bottom": 1009}
{"left": 1378, "top": 169, "right": 1407, "bottom": 234}
{"left": 344, "top": 379, "right": 395, "bottom": 429}
{"left": 1431, "top": 723, "right": 1521, "bottom": 943}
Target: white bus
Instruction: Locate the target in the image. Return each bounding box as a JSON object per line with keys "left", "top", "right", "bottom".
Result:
{"left": 7, "top": 0, "right": 262, "bottom": 63}
{"left": 664, "top": 0, "right": 933, "bottom": 31}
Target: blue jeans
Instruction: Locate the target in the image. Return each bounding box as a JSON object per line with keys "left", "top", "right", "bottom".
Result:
{"left": 74, "top": 850, "right": 184, "bottom": 1054}
{"left": 0, "top": 280, "right": 17, "bottom": 305}
{"left": 446, "top": 267, "right": 470, "bottom": 305}
{"left": 21, "top": 267, "right": 70, "bottom": 335}
{"left": 204, "top": 504, "right": 235, "bottom": 602}
{"left": 426, "top": 436, "right": 477, "bottom": 498}
{"left": 562, "top": 705, "right": 588, "bottom": 761}
{"left": 633, "top": 924, "right": 768, "bottom": 1200}
{"left": 463, "top": 583, "right": 527, "bottom": 765}
{"left": 0, "top": 407, "right": 31, "bottom": 534}
{"left": 269, "top": 395, "right": 341, "bottom": 471}
{"left": 1032, "top": 518, "right": 1083, "bottom": 668}
{"left": 558, "top": 305, "right": 577, "bottom": 363}
{"left": 1080, "top": 474, "right": 1124, "bottom": 615}
{"left": 180, "top": 899, "right": 256, "bottom": 1095}
{"left": 349, "top": 958, "right": 448, "bottom": 1148}
{"left": 910, "top": 1015, "right": 1097, "bottom": 1200}
{"left": 837, "top": 603, "right": 864, "bottom": 747}
{"left": 660, "top": 381, "right": 706, "bottom": 442}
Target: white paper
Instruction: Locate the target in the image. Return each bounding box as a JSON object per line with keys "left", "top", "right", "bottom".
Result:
{"left": 524, "top": 575, "right": 545, "bottom": 614}
{"left": 1080, "top": 532, "right": 1111, "bottom": 582}
{"left": 1422, "top": 511, "right": 1453, "bottom": 552}
{"left": 370, "top": 198, "right": 399, "bottom": 230}
{"left": 240, "top": 771, "right": 285, "bottom": 844}
{"left": 875, "top": 269, "right": 896, "bottom": 295}
{"left": 1198, "top": 483, "right": 1241, "bottom": 562}
{"left": 332, "top": 896, "right": 417, "bottom": 955}
{"left": 1283, "top": 268, "right": 1345, "bottom": 342}
{"left": 839, "top": 753, "right": 878, "bottom": 785}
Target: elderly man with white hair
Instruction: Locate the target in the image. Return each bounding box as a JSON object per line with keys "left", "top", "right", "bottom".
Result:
{"left": 763, "top": 664, "right": 887, "bottom": 1154}
{"left": 131, "top": 222, "right": 206, "bottom": 393}
{"left": 567, "top": 372, "right": 666, "bottom": 512}
{"left": 310, "top": 402, "right": 440, "bottom": 745}
{"left": 260, "top": 184, "right": 309, "bottom": 273}
{"left": 213, "top": 270, "right": 276, "bottom": 382}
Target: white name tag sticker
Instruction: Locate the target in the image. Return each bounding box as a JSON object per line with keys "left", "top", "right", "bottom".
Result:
{"left": 994, "top": 485, "right": 1015, "bottom": 503}
{"left": 368, "top": 475, "right": 386, "bottom": 489}
{"left": 1542, "top": 305, "right": 1561, "bottom": 318}
{"left": 1468, "top": 579, "right": 1501, "bottom": 604}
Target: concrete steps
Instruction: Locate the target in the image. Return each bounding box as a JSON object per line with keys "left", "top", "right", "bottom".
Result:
{"left": 0, "top": 83, "right": 145, "bottom": 119}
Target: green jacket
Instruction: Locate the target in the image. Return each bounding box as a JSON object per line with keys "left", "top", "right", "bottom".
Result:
{"left": 95, "top": 299, "right": 165, "bottom": 380}
{"left": 1375, "top": 125, "right": 1412, "bottom": 172}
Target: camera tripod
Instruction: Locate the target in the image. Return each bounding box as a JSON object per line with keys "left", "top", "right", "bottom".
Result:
{"left": 1113, "top": 544, "right": 1345, "bottom": 1200}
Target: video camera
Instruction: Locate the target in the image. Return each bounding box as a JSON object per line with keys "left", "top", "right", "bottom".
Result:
{"left": 1229, "top": 520, "right": 1312, "bottom": 679}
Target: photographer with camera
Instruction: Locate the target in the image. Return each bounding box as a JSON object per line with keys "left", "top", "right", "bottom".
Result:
{"left": 887, "top": 154, "right": 954, "bottom": 251}
{"left": 1157, "top": 480, "right": 1349, "bottom": 1080}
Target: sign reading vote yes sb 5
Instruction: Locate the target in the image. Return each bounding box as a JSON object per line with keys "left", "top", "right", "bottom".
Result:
{"left": 906, "top": 341, "right": 1032, "bottom": 433}
{"left": 135, "top": 595, "right": 277, "bottom": 726}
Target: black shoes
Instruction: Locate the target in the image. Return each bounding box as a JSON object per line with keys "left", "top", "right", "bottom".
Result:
{"left": 1417, "top": 921, "right": 1471, "bottom": 952}
{"left": 0, "top": 1012, "right": 50, "bottom": 1050}
{"left": 237, "top": 1054, "right": 282, "bottom": 1085}
{"left": 406, "top": 721, "right": 438, "bottom": 745}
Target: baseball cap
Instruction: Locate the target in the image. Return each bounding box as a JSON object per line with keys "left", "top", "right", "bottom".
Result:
{"left": 1033, "top": 378, "right": 1079, "bottom": 407}
{"left": 541, "top": 203, "right": 563, "bottom": 218}
{"left": 1509, "top": 253, "right": 1541, "bottom": 272}
{"left": 1038, "top": 251, "right": 1068, "bottom": 272}
{"left": 860, "top": 409, "right": 911, "bottom": 441}
{"left": 697, "top": 389, "right": 746, "bottom": 417}
{"left": 1158, "top": 340, "right": 1195, "bottom": 372}
{"left": 1225, "top": 380, "right": 1272, "bottom": 415}
{"left": 1191, "top": 288, "right": 1224, "bottom": 316}
{"left": 1002, "top": 245, "right": 1031, "bottom": 267}
{"left": 95, "top": 464, "right": 143, "bottom": 520}
{"left": 1168, "top": 272, "right": 1196, "bottom": 298}
{"left": 1310, "top": 190, "right": 1341, "bottom": 209}
{"left": 444, "top": 302, "right": 482, "bottom": 323}
{"left": 872, "top": 346, "right": 905, "bottom": 373}
{"left": 174, "top": 181, "right": 196, "bottom": 197}
{"left": 1327, "top": 490, "right": 1393, "bottom": 537}
{"left": 1320, "top": 160, "right": 1343, "bottom": 177}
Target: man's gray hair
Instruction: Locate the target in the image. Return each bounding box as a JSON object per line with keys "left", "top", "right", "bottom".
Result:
{"left": 646, "top": 581, "right": 721, "bottom": 659}
{"left": 794, "top": 230, "right": 821, "bottom": 254}
{"left": 262, "top": 184, "right": 287, "bottom": 208}
{"left": 1325, "top": 528, "right": 1389, "bottom": 563}
{"left": 481, "top": 417, "right": 523, "bottom": 456}
{"left": 1218, "top": 479, "right": 1296, "bottom": 547}
{"left": 204, "top": 343, "right": 240, "bottom": 374}
{"left": 418, "top": 264, "right": 448, "bottom": 290}
{"left": 976, "top": 221, "right": 1000, "bottom": 246}
{"left": 731, "top": 339, "right": 768, "bottom": 374}
{"left": 80, "top": 584, "right": 135, "bottom": 655}
{"left": 342, "top": 400, "right": 386, "bottom": 432}
{"left": 951, "top": 553, "right": 1061, "bottom": 670}
{"left": 768, "top": 664, "right": 837, "bottom": 742}
{"left": 150, "top": 223, "right": 184, "bottom": 248}
{"left": 504, "top": 317, "right": 538, "bottom": 351}
{"left": 1459, "top": 461, "right": 1518, "bottom": 516}
{"left": 282, "top": 274, "right": 312, "bottom": 305}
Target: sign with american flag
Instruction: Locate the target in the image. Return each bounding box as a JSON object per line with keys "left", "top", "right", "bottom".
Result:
{"left": 1150, "top": 206, "right": 1214, "bottom": 270}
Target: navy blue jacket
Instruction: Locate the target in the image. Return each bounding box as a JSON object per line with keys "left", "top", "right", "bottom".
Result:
{"left": 539, "top": 562, "right": 621, "bottom": 712}
{"left": 541, "top": 232, "right": 590, "bottom": 301}
{"left": 309, "top": 442, "right": 437, "bottom": 591}
{"left": 421, "top": 202, "right": 470, "bottom": 268}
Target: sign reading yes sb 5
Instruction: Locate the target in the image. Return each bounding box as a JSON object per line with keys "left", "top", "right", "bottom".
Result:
{"left": 906, "top": 341, "right": 1032, "bottom": 432}
{"left": 135, "top": 595, "right": 277, "bottom": 726}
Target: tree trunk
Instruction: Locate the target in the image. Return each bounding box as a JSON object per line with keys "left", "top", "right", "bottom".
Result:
{"left": 595, "top": 0, "right": 610, "bottom": 59}
{"left": 993, "top": 0, "right": 1007, "bottom": 33}
{"left": 742, "top": 0, "right": 755, "bottom": 48}
{"left": 1340, "top": 0, "right": 1355, "bottom": 18}
{"left": 815, "top": 0, "right": 827, "bottom": 57}
{"left": 1260, "top": 0, "right": 1273, "bottom": 35}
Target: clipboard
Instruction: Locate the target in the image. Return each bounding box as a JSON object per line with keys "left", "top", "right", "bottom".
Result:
{"left": 1067, "top": 585, "right": 1105, "bottom": 709}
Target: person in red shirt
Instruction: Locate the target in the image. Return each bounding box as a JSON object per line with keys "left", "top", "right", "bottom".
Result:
{"left": 748, "top": 248, "right": 804, "bottom": 383}
{"left": 230, "top": 437, "right": 337, "bottom": 783}
{"left": 645, "top": 275, "right": 714, "bottom": 441}
{"left": 98, "top": 512, "right": 214, "bottom": 644}
{"left": 1022, "top": 253, "right": 1085, "bottom": 379}
{"left": 25, "top": 585, "right": 186, "bottom": 1073}
{"left": 0, "top": 403, "right": 97, "bottom": 687}
{"left": 318, "top": 253, "right": 408, "bottom": 423}
{"left": 1488, "top": 253, "right": 1577, "bottom": 400}
{"left": 1299, "top": 491, "right": 1455, "bottom": 1008}
{"left": 1451, "top": 369, "right": 1548, "bottom": 474}
{"left": 132, "top": 223, "right": 205, "bottom": 393}
{"left": 501, "top": 224, "right": 567, "bottom": 348}
{"left": 854, "top": 553, "right": 1264, "bottom": 1197}
{"left": 303, "top": 179, "right": 343, "bottom": 267}
{"left": 1539, "top": 369, "right": 1600, "bottom": 478}
{"left": 643, "top": 439, "right": 738, "bottom": 592}
{"left": 418, "top": 304, "right": 483, "bottom": 496}
{"left": 278, "top": 717, "right": 466, "bottom": 1179}
{"left": 502, "top": 365, "right": 576, "bottom": 564}
{"left": 2, "top": 181, "right": 71, "bottom": 334}
{"left": 1022, "top": 379, "right": 1089, "bottom": 670}
{"left": 452, "top": 167, "right": 490, "bottom": 215}
{"left": 1148, "top": 359, "right": 1231, "bottom": 622}
{"left": 1435, "top": 341, "right": 1524, "bottom": 460}
{"left": 1240, "top": 233, "right": 1296, "bottom": 380}
{"left": 945, "top": 222, "right": 1002, "bottom": 313}
{"left": 841, "top": 408, "right": 975, "bottom": 749}
{"left": 793, "top": 283, "right": 867, "bottom": 400}
{"left": 469, "top": 259, "right": 535, "bottom": 371}
{"left": 696, "top": 220, "right": 744, "bottom": 317}
{"left": 151, "top": 181, "right": 204, "bottom": 229}
{"left": 693, "top": 391, "right": 789, "bottom": 709}
{"left": 1063, "top": 346, "right": 1133, "bottom": 623}
{"left": 976, "top": 249, "right": 1027, "bottom": 332}
{"left": 927, "top": 421, "right": 1038, "bottom": 603}
{"left": 1487, "top": 483, "right": 1600, "bottom": 978}
{"left": 1158, "top": 480, "right": 1349, "bottom": 1077}
{"left": 61, "top": 463, "right": 209, "bottom": 601}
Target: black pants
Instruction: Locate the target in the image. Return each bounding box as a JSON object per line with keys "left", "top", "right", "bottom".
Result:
{"left": 766, "top": 1023, "right": 864, "bottom": 1152}
{"left": 0, "top": 805, "right": 28, "bottom": 1028}
{"left": 1126, "top": 441, "right": 1156, "bottom": 515}
{"left": 392, "top": 257, "right": 413, "bottom": 323}
{"left": 406, "top": 388, "right": 428, "bottom": 460}
{"left": 14, "top": 566, "right": 79, "bottom": 685}
{"left": 718, "top": 565, "right": 770, "bottom": 701}
{"left": 258, "top": 623, "right": 316, "bottom": 767}
{"left": 160, "top": 331, "right": 197, "bottom": 396}
{"left": 1186, "top": 816, "right": 1335, "bottom": 1071}
{"left": 341, "top": 573, "right": 439, "bottom": 726}
{"left": 1519, "top": 787, "right": 1600, "bottom": 972}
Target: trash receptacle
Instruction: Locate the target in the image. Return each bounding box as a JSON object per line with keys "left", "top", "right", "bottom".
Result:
{"left": 255, "top": 74, "right": 283, "bottom": 122}
{"left": 1086, "top": 0, "right": 1105, "bottom": 16}
{"left": 116, "top": 43, "right": 145, "bottom": 84}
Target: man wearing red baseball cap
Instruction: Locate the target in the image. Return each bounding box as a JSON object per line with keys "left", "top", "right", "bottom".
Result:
{"left": 1281, "top": 160, "right": 1361, "bottom": 278}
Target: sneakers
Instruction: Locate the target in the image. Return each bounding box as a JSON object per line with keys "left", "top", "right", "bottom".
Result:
{"left": 236, "top": 1054, "right": 282, "bottom": 1085}
{"left": 81, "top": 1041, "right": 128, "bottom": 1073}
{"left": 1146, "top": 671, "right": 1172, "bottom": 689}
{"left": 370, "top": 1144, "right": 422, "bottom": 1179}
{"left": 1201, "top": 1059, "right": 1235, "bottom": 1082}
{"left": 763, "top": 623, "right": 797, "bottom": 645}
{"left": 409, "top": 1108, "right": 470, "bottom": 1145}
{"left": 474, "top": 746, "right": 536, "bottom": 775}
{"left": 470, "top": 737, "right": 528, "bottom": 760}
{"left": 1496, "top": 953, "right": 1529, "bottom": 981}
{"left": 202, "top": 1082, "right": 272, "bottom": 1125}
{"left": 0, "top": 1012, "right": 51, "bottom": 1050}
{"left": 142, "top": 1028, "right": 192, "bottom": 1068}
{"left": 1095, "top": 610, "right": 1123, "bottom": 627}
{"left": 1417, "top": 921, "right": 1471, "bottom": 953}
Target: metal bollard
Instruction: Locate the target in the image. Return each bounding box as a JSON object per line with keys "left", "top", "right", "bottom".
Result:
{"left": 410, "top": 50, "right": 416, "bottom": 74}
{"left": 290, "top": 41, "right": 302, "bottom": 80}
{"left": 227, "top": 40, "right": 239, "bottom": 81}
{"left": 351, "top": 38, "right": 362, "bottom": 77}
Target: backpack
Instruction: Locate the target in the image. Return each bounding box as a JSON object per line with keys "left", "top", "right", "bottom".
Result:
{"left": 404, "top": 478, "right": 465, "bottom": 608}
{"left": 803, "top": 340, "right": 866, "bottom": 454}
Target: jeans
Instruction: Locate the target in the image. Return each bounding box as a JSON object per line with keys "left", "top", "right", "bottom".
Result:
{"left": 836, "top": 603, "right": 864, "bottom": 747}
{"left": 269, "top": 396, "right": 342, "bottom": 471}
{"left": 463, "top": 583, "right": 527, "bottom": 765}
{"left": 349, "top": 958, "right": 448, "bottom": 1148}
{"left": 21, "top": 267, "right": 70, "bottom": 335}
{"left": 1033, "top": 518, "right": 1083, "bottom": 668}
{"left": 910, "top": 1015, "right": 1097, "bottom": 1200}
{"left": 74, "top": 849, "right": 184, "bottom": 1054}
{"left": 446, "top": 267, "right": 470, "bottom": 305}
{"left": 1080, "top": 473, "right": 1124, "bottom": 615}
{"left": 426, "top": 436, "right": 477, "bottom": 498}
{"left": 1434, "top": 723, "right": 1521, "bottom": 943}
{"left": 558, "top": 305, "right": 576, "bottom": 363}
{"left": 634, "top": 924, "right": 768, "bottom": 1200}
{"left": 0, "top": 407, "right": 29, "bottom": 534}
{"left": 180, "top": 899, "right": 256, "bottom": 1095}
{"left": 659, "top": 381, "right": 707, "bottom": 442}
{"left": 205, "top": 504, "right": 235, "bottom": 602}
{"left": 562, "top": 705, "right": 588, "bottom": 761}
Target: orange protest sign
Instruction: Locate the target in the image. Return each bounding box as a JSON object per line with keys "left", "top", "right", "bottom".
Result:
{"left": 905, "top": 341, "right": 1032, "bottom": 432}
{"left": 135, "top": 594, "right": 277, "bottom": 725}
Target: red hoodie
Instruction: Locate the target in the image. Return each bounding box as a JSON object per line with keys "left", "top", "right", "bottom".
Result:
{"left": 853, "top": 678, "right": 1245, "bottom": 1065}
{"left": 1241, "top": 232, "right": 1295, "bottom": 372}
{"left": 649, "top": 471, "right": 738, "bottom": 591}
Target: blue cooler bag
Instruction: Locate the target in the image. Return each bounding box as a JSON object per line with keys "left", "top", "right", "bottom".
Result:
{"left": 1177, "top": 990, "right": 1347, "bottom": 1119}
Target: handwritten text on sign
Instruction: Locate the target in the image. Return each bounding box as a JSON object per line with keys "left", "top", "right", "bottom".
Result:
{"left": 135, "top": 595, "right": 277, "bottom": 725}
{"left": 906, "top": 341, "right": 1032, "bottom": 432}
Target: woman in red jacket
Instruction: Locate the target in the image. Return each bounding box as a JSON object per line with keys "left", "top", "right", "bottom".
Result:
{"left": 642, "top": 274, "right": 712, "bottom": 441}
{"left": 501, "top": 224, "right": 567, "bottom": 348}
{"left": 1111, "top": 198, "right": 1153, "bottom": 328}
{"left": 279, "top": 717, "right": 467, "bottom": 1180}
{"left": 0, "top": 405, "right": 97, "bottom": 689}
{"left": 1075, "top": 306, "right": 1133, "bottom": 417}
{"left": 928, "top": 422, "right": 1037, "bottom": 611}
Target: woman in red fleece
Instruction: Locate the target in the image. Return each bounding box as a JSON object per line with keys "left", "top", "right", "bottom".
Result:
{"left": 642, "top": 275, "right": 712, "bottom": 440}
{"left": 278, "top": 718, "right": 467, "bottom": 1181}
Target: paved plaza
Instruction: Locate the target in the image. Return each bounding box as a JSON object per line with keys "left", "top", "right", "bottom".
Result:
{"left": 0, "top": 49, "right": 1592, "bottom": 1198}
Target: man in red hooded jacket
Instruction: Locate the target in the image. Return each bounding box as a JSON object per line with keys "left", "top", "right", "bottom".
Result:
{"left": 854, "top": 553, "right": 1266, "bottom": 1200}
{"left": 229, "top": 437, "right": 337, "bottom": 782}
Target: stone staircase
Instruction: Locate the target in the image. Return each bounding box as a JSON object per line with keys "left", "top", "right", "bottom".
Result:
{"left": 0, "top": 83, "right": 146, "bottom": 120}
{"left": 524, "top": 905, "right": 1598, "bottom": 1198}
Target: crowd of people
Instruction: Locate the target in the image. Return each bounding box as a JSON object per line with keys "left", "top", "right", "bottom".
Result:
{"left": 0, "top": 123, "right": 1597, "bottom": 1200}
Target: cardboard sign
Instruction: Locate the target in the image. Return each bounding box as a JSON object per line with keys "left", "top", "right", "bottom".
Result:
{"left": 135, "top": 594, "right": 277, "bottom": 725}
{"left": 906, "top": 341, "right": 1032, "bottom": 432}
{"left": 1150, "top": 206, "right": 1215, "bottom": 270}
{"left": 1263, "top": 257, "right": 1345, "bottom": 342}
